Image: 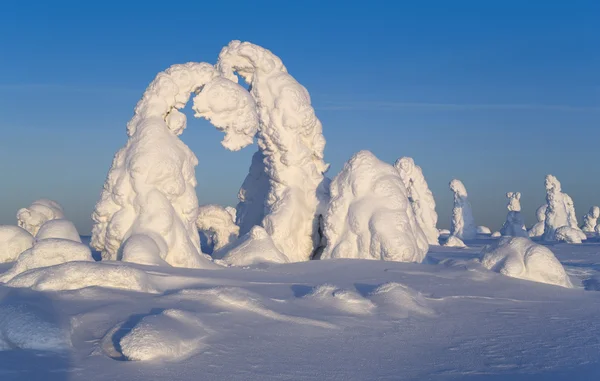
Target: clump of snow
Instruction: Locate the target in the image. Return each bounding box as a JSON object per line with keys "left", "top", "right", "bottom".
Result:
{"left": 449, "top": 179, "right": 476, "bottom": 240}
{"left": 3, "top": 262, "right": 159, "bottom": 293}
{"left": 528, "top": 204, "right": 547, "bottom": 238}
{"left": 119, "top": 309, "right": 207, "bottom": 361}
{"left": 120, "top": 234, "right": 169, "bottom": 266}
{"left": 581, "top": 206, "right": 600, "bottom": 233}
{"left": 35, "top": 219, "right": 82, "bottom": 242}
{"left": 0, "top": 239, "right": 93, "bottom": 283}
{"left": 303, "top": 284, "right": 375, "bottom": 315}
{"left": 368, "top": 282, "right": 434, "bottom": 318}
{"left": 500, "top": 192, "right": 527, "bottom": 237}
{"left": 214, "top": 226, "right": 288, "bottom": 266}
{"left": 196, "top": 204, "right": 239, "bottom": 253}
{"left": 543, "top": 175, "right": 585, "bottom": 242}
{"left": 491, "top": 231, "right": 502, "bottom": 238}
{"left": 477, "top": 226, "right": 491, "bottom": 235}
{"left": 555, "top": 226, "right": 586, "bottom": 244}
{"left": 394, "top": 157, "right": 439, "bottom": 245}
{"left": 481, "top": 237, "right": 573, "bottom": 288}
{"left": 438, "top": 229, "right": 450, "bottom": 235}
{"left": 16, "top": 199, "right": 65, "bottom": 236}
{"left": 91, "top": 62, "right": 257, "bottom": 268}
{"left": 444, "top": 236, "right": 467, "bottom": 248}
{"left": 0, "top": 225, "right": 34, "bottom": 263}
{"left": 217, "top": 41, "right": 329, "bottom": 263}
{"left": 321, "top": 151, "right": 428, "bottom": 262}
{"left": 0, "top": 305, "right": 70, "bottom": 351}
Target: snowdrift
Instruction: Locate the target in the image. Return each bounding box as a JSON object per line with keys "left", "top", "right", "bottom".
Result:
{"left": 213, "top": 226, "right": 288, "bottom": 266}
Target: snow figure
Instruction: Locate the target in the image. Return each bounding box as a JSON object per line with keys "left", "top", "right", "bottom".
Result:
{"left": 196, "top": 204, "right": 239, "bottom": 253}
{"left": 542, "top": 175, "right": 585, "bottom": 242}
{"left": 91, "top": 62, "right": 259, "bottom": 268}
{"left": 528, "top": 204, "right": 547, "bottom": 238}
{"left": 581, "top": 206, "right": 599, "bottom": 233}
{"left": 444, "top": 236, "right": 466, "bottom": 248}
{"left": 481, "top": 237, "right": 572, "bottom": 288}
{"left": 477, "top": 226, "right": 491, "bottom": 235}
{"left": 555, "top": 226, "right": 585, "bottom": 244}
{"left": 17, "top": 199, "right": 65, "bottom": 236}
{"left": 0, "top": 226, "right": 34, "bottom": 263}
{"left": 449, "top": 179, "right": 477, "bottom": 240}
{"left": 394, "top": 157, "right": 439, "bottom": 245}
{"left": 216, "top": 41, "right": 329, "bottom": 263}
{"left": 500, "top": 192, "right": 527, "bottom": 237}
{"left": 321, "top": 151, "right": 428, "bottom": 262}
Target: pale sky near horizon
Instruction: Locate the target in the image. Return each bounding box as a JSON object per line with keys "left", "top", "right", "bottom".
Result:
{"left": 0, "top": 0, "right": 598, "bottom": 233}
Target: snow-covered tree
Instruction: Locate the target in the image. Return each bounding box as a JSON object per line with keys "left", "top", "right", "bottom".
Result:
{"left": 581, "top": 206, "right": 599, "bottom": 233}
{"left": 542, "top": 175, "right": 585, "bottom": 242}
{"left": 449, "top": 179, "right": 476, "bottom": 240}
{"left": 321, "top": 151, "right": 428, "bottom": 262}
{"left": 394, "top": 157, "right": 439, "bottom": 245}
{"left": 217, "top": 41, "right": 329, "bottom": 262}
{"left": 196, "top": 204, "right": 239, "bottom": 253}
{"left": 91, "top": 62, "right": 258, "bottom": 268}
{"left": 17, "top": 199, "right": 64, "bottom": 236}
{"left": 500, "top": 192, "right": 527, "bottom": 237}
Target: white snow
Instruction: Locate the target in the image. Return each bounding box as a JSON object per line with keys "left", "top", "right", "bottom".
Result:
{"left": 438, "top": 228, "right": 450, "bottom": 235}
{"left": 555, "top": 226, "right": 586, "bottom": 244}
{"left": 476, "top": 226, "right": 491, "bottom": 235}
{"left": 0, "top": 225, "right": 34, "bottom": 263}
{"left": 218, "top": 41, "right": 329, "bottom": 263}
{"left": 213, "top": 226, "right": 288, "bottom": 266}
{"left": 543, "top": 175, "right": 585, "bottom": 242}
{"left": 491, "top": 231, "right": 502, "bottom": 237}
{"left": 0, "top": 238, "right": 93, "bottom": 283}
{"left": 16, "top": 199, "right": 65, "bottom": 236}
{"left": 528, "top": 204, "right": 547, "bottom": 237}
{"left": 91, "top": 62, "right": 257, "bottom": 268}
{"left": 35, "top": 219, "right": 82, "bottom": 242}
{"left": 395, "top": 157, "right": 439, "bottom": 245}
{"left": 500, "top": 192, "right": 527, "bottom": 237}
{"left": 196, "top": 204, "right": 239, "bottom": 253}
{"left": 581, "top": 206, "right": 599, "bottom": 232}
{"left": 321, "top": 151, "right": 428, "bottom": 262}
{"left": 449, "top": 179, "right": 476, "bottom": 240}
{"left": 0, "top": 304, "right": 70, "bottom": 351}
{"left": 443, "top": 235, "right": 466, "bottom": 248}
{"left": 481, "top": 237, "right": 573, "bottom": 288}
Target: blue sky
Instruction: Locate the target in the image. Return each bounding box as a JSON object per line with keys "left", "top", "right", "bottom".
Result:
{"left": 0, "top": 0, "right": 598, "bottom": 233}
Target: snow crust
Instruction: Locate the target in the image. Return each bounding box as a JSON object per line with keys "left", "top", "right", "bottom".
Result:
{"left": 528, "top": 204, "right": 547, "bottom": 238}
{"left": 581, "top": 206, "right": 599, "bottom": 233}
{"left": 444, "top": 235, "right": 466, "bottom": 248}
{"left": 213, "top": 226, "right": 288, "bottom": 266}
{"left": 91, "top": 62, "right": 257, "bottom": 268}
{"left": 217, "top": 41, "right": 329, "bottom": 263}
{"left": 196, "top": 204, "right": 239, "bottom": 253}
{"left": 35, "top": 219, "right": 82, "bottom": 242}
{"left": 321, "top": 151, "right": 428, "bottom": 262}
{"left": 500, "top": 192, "right": 527, "bottom": 237}
{"left": 555, "top": 226, "right": 586, "bottom": 244}
{"left": 394, "top": 157, "right": 439, "bottom": 245}
{"left": 449, "top": 179, "right": 476, "bottom": 240}
{"left": 542, "top": 175, "right": 584, "bottom": 242}
{"left": 481, "top": 237, "right": 573, "bottom": 288}
{"left": 16, "top": 199, "right": 64, "bottom": 236}
{"left": 476, "top": 226, "right": 491, "bottom": 235}
{"left": 0, "top": 225, "right": 34, "bottom": 263}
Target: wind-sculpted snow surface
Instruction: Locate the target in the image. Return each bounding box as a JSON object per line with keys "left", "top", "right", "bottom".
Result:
{"left": 543, "top": 175, "right": 585, "bottom": 242}
{"left": 196, "top": 204, "right": 239, "bottom": 253}
{"left": 0, "top": 226, "right": 34, "bottom": 263}
{"left": 16, "top": 199, "right": 64, "bottom": 236}
{"left": 449, "top": 179, "right": 476, "bottom": 240}
{"left": 91, "top": 62, "right": 258, "bottom": 268}
{"left": 528, "top": 204, "right": 547, "bottom": 238}
{"left": 581, "top": 206, "right": 599, "bottom": 233}
{"left": 394, "top": 157, "right": 439, "bottom": 245}
{"left": 217, "top": 41, "right": 329, "bottom": 263}
{"left": 481, "top": 237, "right": 572, "bottom": 288}
{"left": 321, "top": 151, "right": 428, "bottom": 262}
{"left": 500, "top": 192, "right": 527, "bottom": 237}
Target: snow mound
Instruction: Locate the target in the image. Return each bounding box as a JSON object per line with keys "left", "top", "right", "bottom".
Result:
{"left": 500, "top": 192, "right": 527, "bottom": 237}
{"left": 0, "top": 238, "right": 93, "bottom": 283}
{"left": 491, "top": 231, "right": 502, "bottom": 238}
{"left": 449, "top": 179, "right": 476, "bottom": 240}
{"left": 120, "top": 234, "right": 169, "bottom": 266}
{"left": 303, "top": 284, "right": 375, "bottom": 315}
{"left": 0, "top": 305, "right": 70, "bottom": 351}
{"left": 0, "top": 225, "right": 34, "bottom": 263}
{"left": 196, "top": 204, "right": 239, "bottom": 253}
{"left": 581, "top": 206, "right": 599, "bottom": 233}
{"left": 555, "top": 226, "right": 586, "bottom": 244}
{"left": 214, "top": 226, "right": 288, "bottom": 266}
{"left": 218, "top": 41, "right": 329, "bottom": 263}
{"left": 3, "top": 262, "right": 159, "bottom": 293}
{"left": 528, "top": 204, "right": 547, "bottom": 238}
{"left": 35, "top": 219, "right": 82, "bottom": 242}
{"left": 444, "top": 236, "right": 466, "bottom": 248}
{"left": 543, "top": 175, "right": 584, "bottom": 242}
{"left": 321, "top": 151, "right": 428, "bottom": 262}
{"left": 368, "top": 282, "right": 434, "bottom": 318}
{"left": 17, "top": 199, "right": 65, "bottom": 236}
{"left": 395, "top": 157, "right": 439, "bottom": 245}
{"left": 477, "top": 226, "right": 491, "bottom": 235}
{"left": 481, "top": 237, "right": 573, "bottom": 288}
{"left": 119, "top": 309, "right": 207, "bottom": 361}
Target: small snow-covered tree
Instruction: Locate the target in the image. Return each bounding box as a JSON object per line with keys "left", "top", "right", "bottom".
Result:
{"left": 581, "top": 206, "right": 600, "bottom": 233}
{"left": 17, "top": 199, "right": 64, "bottom": 236}
{"left": 528, "top": 204, "right": 547, "bottom": 238}
{"left": 321, "top": 151, "right": 428, "bottom": 262}
{"left": 449, "top": 179, "right": 476, "bottom": 240}
{"left": 394, "top": 157, "right": 439, "bottom": 245}
{"left": 500, "top": 192, "right": 527, "bottom": 237}
{"left": 196, "top": 204, "right": 239, "bottom": 253}
{"left": 542, "top": 175, "right": 585, "bottom": 242}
